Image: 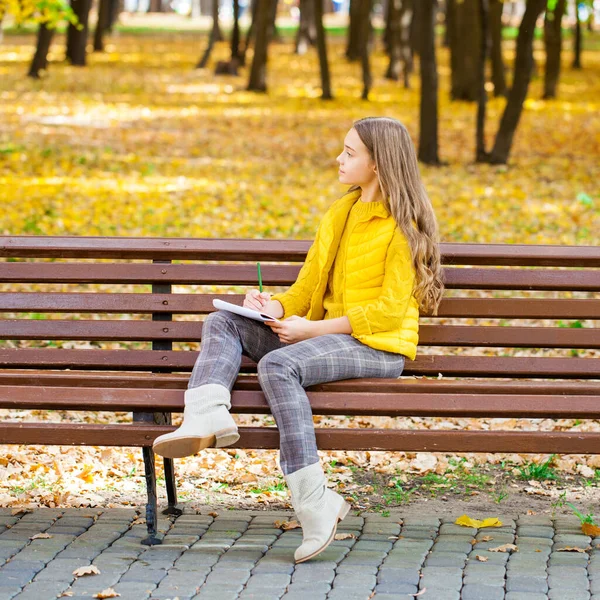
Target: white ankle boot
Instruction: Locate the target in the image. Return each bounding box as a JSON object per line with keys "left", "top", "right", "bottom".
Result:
{"left": 284, "top": 462, "right": 351, "bottom": 563}
{"left": 152, "top": 384, "right": 239, "bottom": 458}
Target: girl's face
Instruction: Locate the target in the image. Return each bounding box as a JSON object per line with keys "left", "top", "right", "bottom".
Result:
{"left": 336, "top": 128, "right": 378, "bottom": 188}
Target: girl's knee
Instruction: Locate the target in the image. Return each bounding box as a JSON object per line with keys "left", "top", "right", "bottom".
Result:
{"left": 257, "top": 350, "right": 295, "bottom": 382}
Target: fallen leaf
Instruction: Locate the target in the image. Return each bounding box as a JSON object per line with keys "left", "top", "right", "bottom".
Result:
{"left": 94, "top": 589, "right": 121, "bottom": 599}
{"left": 582, "top": 523, "right": 600, "bottom": 537}
{"left": 475, "top": 555, "right": 489, "bottom": 562}
{"left": 208, "top": 512, "right": 218, "bottom": 518}
{"left": 30, "top": 532, "right": 53, "bottom": 540}
{"left": 556, "top": 546, "right": 591, "bottom": 553}
{"left": 489, "top": 543, "right": 518, "bottom": 553}
{"left": 334, "top": 533, "right": 356, "bottom": 540}
{"left": 72, "top": 566, "right": 101, "bottom": 578}
{"left": 455, "top": 515, "right": 503, "bottom": 528}
{"left": 274, "top": 519, "right": 300, "bottom": 530}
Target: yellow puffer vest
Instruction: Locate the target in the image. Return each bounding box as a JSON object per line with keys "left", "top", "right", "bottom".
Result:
{"left": 271, "top": 189, "right": 419, "bottom": 360}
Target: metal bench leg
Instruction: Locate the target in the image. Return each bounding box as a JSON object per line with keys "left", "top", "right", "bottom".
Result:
{"left": 140, "top": 446, "right": 164, "bottom": 546}
{"left": 162, "top": 457, "right": 183, "bottom": 517}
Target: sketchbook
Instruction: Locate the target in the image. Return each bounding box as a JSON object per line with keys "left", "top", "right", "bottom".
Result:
{"left": 212, "top": 299, "right": 281, "bottom": 323}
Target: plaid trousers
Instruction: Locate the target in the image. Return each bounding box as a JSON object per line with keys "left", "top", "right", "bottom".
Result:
{"left": 189, "top": 310, "right": 406, "bottom": 475}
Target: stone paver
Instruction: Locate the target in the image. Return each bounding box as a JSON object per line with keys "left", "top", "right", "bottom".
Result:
{"left": 0, "top": 507, "right": 599, "bottom": 599}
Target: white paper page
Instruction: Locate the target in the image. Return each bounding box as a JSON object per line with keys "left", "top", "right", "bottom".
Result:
{"left": 212, "top": 299, "right": 281, "bottom": 323}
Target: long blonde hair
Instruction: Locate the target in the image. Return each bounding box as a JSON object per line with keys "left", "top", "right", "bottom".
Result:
{"left": 351, "top": 116, "right": 444, "bottom": 315}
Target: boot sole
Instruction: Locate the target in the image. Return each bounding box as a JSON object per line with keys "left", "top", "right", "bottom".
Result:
{"left": 295, "top": 500, "right": 351, "bottom": 564}
{"left": 153, "top": 428, "right": 239, "bottom": 458}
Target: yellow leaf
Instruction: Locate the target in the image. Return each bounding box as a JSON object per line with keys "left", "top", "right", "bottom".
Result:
{"left": 455, "top": 515, "right": 503, "bottom": 528}
{"left": 77, "top": 465, "right": 94, "bottom": 484}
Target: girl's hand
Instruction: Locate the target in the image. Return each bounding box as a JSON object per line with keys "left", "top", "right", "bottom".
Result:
{"left": 244, "top": 289, "right": 271, "bottom": 311}
{"left": 264, "top": 315, "right": 319, "bottom": 344}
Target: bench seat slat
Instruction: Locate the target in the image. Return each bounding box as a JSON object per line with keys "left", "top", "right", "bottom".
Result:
{"left": 1, "top": 385, "right": 599, "bottom": 417}
{"left": 0, "top": 320, "right": 598, "bottom": 349}
{"left": 1, "top": 263, "right": 599, "bottom": 292}
{"left": 0, "top": 350, "right": 598, "bottom": 378}
{"left": 1, "top": 293, "right": 599, "bottom": 319}
{"left": 0, "top": 370, "right": 598, "bottom": 394}
{"left": 3, "top": 423, "right": 598, "bottom": 454}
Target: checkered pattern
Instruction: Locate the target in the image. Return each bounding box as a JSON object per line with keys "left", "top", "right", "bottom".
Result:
{"left": 189, "top": 310, "right": 406, "bottom": 474}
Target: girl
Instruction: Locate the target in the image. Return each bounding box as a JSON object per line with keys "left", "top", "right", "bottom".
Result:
{"left": 153, "top": 116, "right": 444, "bottom": 563}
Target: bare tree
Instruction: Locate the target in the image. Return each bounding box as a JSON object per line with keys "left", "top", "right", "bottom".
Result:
{"left": 418, "top": 0, "right": 440, "bottom": 164}
{"left": 486, "top": 0, "right": 547, "bottom": 164}
{"left": 197, "top": 0, "right": 221, "bottom": 68}
{"left": 314, "top": 0, "right": 333, "bottom": 99}
{"left": 359, "top": 0, "right": 373, "bottom": 100}
{"left": 66, "top": 0, "right": 92, "bottom": 66}
{"left": 572, "top": 0, "right": 582, "bottom": 69}
{"left": 543, "top": 0, "right": 566, "bottom": 98}
{"left": 296, "top": 0, "right": 317, "bottom": 55}
{"left": 28, "top": 24, "right": 54, "bottom": 78}
{"left": 248, "top": 0, "right": 274, "bottom": 92}
{"left": 476, "top": 0, "right": 490, "bottom": 162}
{"left": 489, "top": 0, "right": 506, "bottom": 96}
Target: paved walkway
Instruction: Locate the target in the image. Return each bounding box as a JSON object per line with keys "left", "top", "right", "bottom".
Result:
{"left": 0, "top": 507, "right": 598, "bottom": 600}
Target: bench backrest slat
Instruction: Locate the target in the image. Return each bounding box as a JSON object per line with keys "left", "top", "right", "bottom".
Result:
{"left": 1, "top": 263, "right": 599, "bottom": 292}
{"left": 0, "top": 293, "right": 598, "bottom": 319}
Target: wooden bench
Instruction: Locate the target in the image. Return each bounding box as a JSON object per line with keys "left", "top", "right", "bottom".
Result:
{"left": 1, "top": 237, "right": 599, "bottom": 544}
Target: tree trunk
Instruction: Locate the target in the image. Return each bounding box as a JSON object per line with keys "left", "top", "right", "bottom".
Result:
{"left": 418, "top": 0, "right": 440, "bottom": 165}
{"left": 543, "top": 0, "right": 566, "bottom": 99}
{"left": 487, "top": 0, "right": 546, "bottom": 164}
{"left": 197, "top": 0, "right": 221, "bottom": 68}
{"left": 489, "top": 0, "right": 506, "bottom": 96}
{"left": 409, "top": 0, "right": 419, "bottom": 56}
{"left": 296, "top": 0, "right": 316, "bottom": 55}
{"left": 314, "top": 0, "right": 333, "bottom": 99}
{"left": 449, "top": 0, "right": 481, "bottom": 101}
{"left": 211, "top": 0, "right": 223, "bottom": 43}
{"left": 93, "top": 0, "right": 111, "bottom": 51}
{"left": 385, "top": 0, "right": 401, "bottom": 80}
{"left": 400, "top": 0, "right": 414, "bottom": 88}
{"left": 384, "top": 0, "right": 394, "bottom": 55}
{"left": 476, "top": 0, "right": 489, "bottom": 162}
{"left": 28, "top": 23, "right": 55, "bottom": 78}
{"left": 66, "top": 0, "right": 92, "bottom": 66}
{"left": 268, "top": 0, "right": 280, "bottom": 43}
{"left": 247, "top": 0, "right": 273, "bottom": 92}
{"left": 107, "top": 0, "right": 119, "bottom": 32}
{"left": 346, "top": 0, "right": 361, "bottom": 61}
{"left": 359, "top": 0, "right": 372, "bottom": 100}
{"left": 231, "top": 0, "right": 241, "bottom": 62}
{"left": 241, "top": 0, "right": 260, "bottom": 66}
{"left": 149, "top": 0, "right": 162, "bottom": 11}
{"left": 572, "top": 0, "right": 582, "bottom": 69}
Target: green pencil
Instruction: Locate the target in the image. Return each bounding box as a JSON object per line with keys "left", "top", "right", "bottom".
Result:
{"left": 257, "top": 262, "right": 263, "bottom": 293}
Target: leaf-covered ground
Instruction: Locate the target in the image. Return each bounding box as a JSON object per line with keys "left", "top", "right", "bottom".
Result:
{"left": 0, "top": 30, "right": 599, "bottom": 513}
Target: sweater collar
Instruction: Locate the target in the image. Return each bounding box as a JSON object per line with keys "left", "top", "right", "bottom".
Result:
{"left": 342, "top": 189, "right": 391, "bottom": 219}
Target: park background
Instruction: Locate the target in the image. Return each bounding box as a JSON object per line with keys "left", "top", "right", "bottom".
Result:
{"left": 0, "top": 0, "right": 599, "bottom": 516}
